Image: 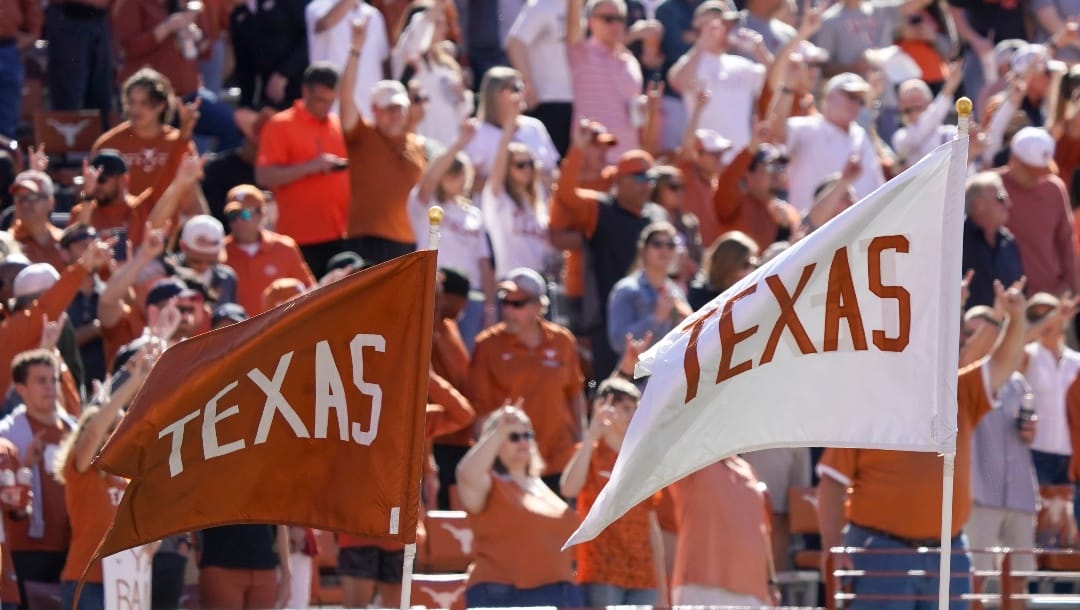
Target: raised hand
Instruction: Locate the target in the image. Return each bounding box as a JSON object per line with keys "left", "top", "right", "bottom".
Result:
{"left": 39, "top": 313, "right": 67, "bottom": 351}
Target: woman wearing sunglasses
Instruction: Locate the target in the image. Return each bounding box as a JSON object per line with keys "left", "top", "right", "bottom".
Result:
{"left": 456, "top": 404, "right": 582, "bottom": 608}
{"left": 606, "top": 221, "right": 692, "bottom": 362}
{"left": 482, "top": 102, "right": 555, "bottom": 279}
{"left": 651, "top": 166, "right": 702, "bottom": 287}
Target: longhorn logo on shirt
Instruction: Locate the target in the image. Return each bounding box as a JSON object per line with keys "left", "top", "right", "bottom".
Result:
{"left": 124, "top": 149, "right": 170, "bottom": 175}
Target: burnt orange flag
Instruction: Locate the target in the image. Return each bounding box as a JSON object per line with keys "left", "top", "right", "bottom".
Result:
{"left": 94, "top": 251, "right": 437, "bottom": 557}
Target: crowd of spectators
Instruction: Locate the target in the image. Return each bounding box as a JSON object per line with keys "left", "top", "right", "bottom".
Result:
{"left": 5, "top": 0, "right": 1080, "bottom": 605}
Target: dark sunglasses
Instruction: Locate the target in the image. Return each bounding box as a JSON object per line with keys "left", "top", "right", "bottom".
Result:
{"left": 177, "top": 305, "right": 196, "bottom": 315}
{"left": 501, "top": 296, "right": 536, "bottom": 308}
{"left": 629, "top": 171, "right": 655, "bottom": 183}
{"left": 226, "top": 208, "right": 255, "bottom": 222}
{"left": 512, "top": 159, "right": 535, "bottom": 170}
{"left": 647, "top": 240, "right": 677, "bottom": 250}
{"left": 508, "top": 431, "right": 535, "bottom": 442}
{"left": 411, "top": 94, "right": 430, "bottom": 104}
{"left": 664, "top": 182, "right": 685, "bottom": 191}
{"left": 907, "top": 14, "right": 923, "bottom": 24}
{"left": 593, "top": 12, "right": 626, "bottom": 23}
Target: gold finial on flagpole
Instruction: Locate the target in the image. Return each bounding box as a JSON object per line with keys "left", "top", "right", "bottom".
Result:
{"left": 956, "top": 97, "right": 972, "bottom": 136}
{"left": 426, "top": 205, "right": 444, "bottom": 251}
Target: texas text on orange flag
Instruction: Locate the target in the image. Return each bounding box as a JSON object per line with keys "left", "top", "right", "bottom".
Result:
{"left": 92, "top": 251, "right": 437, "bottom": 557}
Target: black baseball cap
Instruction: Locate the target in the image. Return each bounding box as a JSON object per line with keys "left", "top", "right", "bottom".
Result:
{"left": 90, "top": 149, "right": 128, "bottom": 178}
{"left": 145, "top": 277, "right": 197, "bottom": 309}
{"left": 211, "top": 302, "right": 248, "bottom": 327}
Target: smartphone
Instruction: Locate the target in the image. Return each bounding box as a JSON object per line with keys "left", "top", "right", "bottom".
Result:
{"left": 106, "top": 228, "right": 128, "bottom": 262}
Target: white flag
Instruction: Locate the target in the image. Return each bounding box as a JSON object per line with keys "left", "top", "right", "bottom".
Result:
{"left": 567, "top": 135, "right": 968, "bottom": 548}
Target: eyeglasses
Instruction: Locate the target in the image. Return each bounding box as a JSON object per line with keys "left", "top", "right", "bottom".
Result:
{"left": 907, "top": 14, "right": 924, "bottom": 24}
{"left": 647, "top": 240, "right": 677, "bottom": 250}
{"left": 177, "top": 305, "right": 195, "bottom": 315}
{"left": 226, "top": 208, "right": 256, "bottom": 222}
{"left": 411, "top": 94, "right": 430, "bottom": 104}
{"left": 843, "top": 91, "right": 866, "bottom": 106}
{"left": 508, "top": 431, "right": 535, "bottom": 443}
{"left": 512, "top": 159, "right": 535, "bottom": 170}
{"left": 664, "top": 182, "right": 685, "bottom": 191}
{"left": 13, "top": 194, "right": 45, "bottom": 205}
{"left": 500, "top": 296, "right": 536, "bottom": 308}
{"left": 593, "top": 12, "right": 626, "bottom": 23}
{"left": 629, "top": 172, "right": 655, "bottom": 183}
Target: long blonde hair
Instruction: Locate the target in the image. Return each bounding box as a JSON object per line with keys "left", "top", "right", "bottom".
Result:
{"left": 503, "top": 142, "right": 540, "bottom": 212}
{"left": 53, "top": 406, "right": 109, "bottom": 484}
{"left": 477, "top": 67, "right": 521, "bottom": 127}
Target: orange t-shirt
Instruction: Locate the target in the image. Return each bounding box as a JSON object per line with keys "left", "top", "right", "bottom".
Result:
{"left": 93, "top": 123, "right": 197, "bottom": 200}
{"left": 576, "top": 440, "right": 658, "bottom": 589}
{"left": 431, "top": 317, "right": 472, "bottom": 447}
{"left": 69, "top": 191, "right": 153, "bottom": 247}
{"left": 10, "top": 222, "right": 65, "bottom": 271}
{"left": 670, "top": 456, "right": 771, "bottom": 601}
{"left": 897, "top": 39, "right": 945, "bottom": 84}
{"left": 0, "top": 438, "right": 23, "bottom": 605}
{"left": 550, "top": 147, "right": 612, "bottom": 299}
{"left": 60, "top": 460, "right": 128, "bottom": 583}
{"left": 4, "top": 415, "right": 72, "bottom": 553}
{"left": 818, "top": 362, "right": 992, "bottom": 539}
{"left": 467, "top": 320, "right": 584, "bottom": 475}
{"left": 344, "top": 119, "right": 425, "bottom": 243}
{"left": 101, "top": 305, "right": 146, "bottom": 373}
{"left": 256, "top": 102, "right": 350, "bottom": 246}
{"left": 713, "top": 148, "right": 801, "bottom": 250}
{"left": 467, "top": 475, "right": 578, "bottom": 589}
{"left": 676, "top": 158, "right": 720, "bottom": 248}
{"left": 224, "top": 230, "right": 316, "bottom": 316}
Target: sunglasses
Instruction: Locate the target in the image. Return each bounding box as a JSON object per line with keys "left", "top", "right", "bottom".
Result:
{"left": 501, "top": 296, "right": 536, "bottom": 308}
{"left": 629, "top": 171, "right": 655, "bottom": 183}
{"left": 843, "top": 91, "right": 866, "bottom": 106}
{"left": 593, "top": 12, "right": 626, "bottom": 23}
{"left": 226, "top": 208, "right": 255, "bottom": 222}
{"left": 508, "top": 431, "right": 535, "bottom": 442}
{"left": 647, "top": 240, "right": 677, "bottom": 250}
{"left": 907, "top": 14, "right": 923, "bottom": 24}
{"left": 512, "top": 159, "right": 535, "bottom": 170}
{"left": 411, "top": 94, "right": 430, "bottom": 104}
{"left": 664, "top": 182, "right": 685, "bottom": 191}
{"left": 177, "top": 305, "right": 196, "bottom": 315}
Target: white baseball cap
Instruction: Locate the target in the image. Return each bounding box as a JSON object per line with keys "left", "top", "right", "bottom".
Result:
{"left": 1010, "top": 127, "right": 1056, "bottom": 168}
{"left": 823, "top": 72, "right": 871, "bottom": 97}
{"left": 180, "top": 215, "right": 225, "bottom": 256}
{"left": 371, "top": 80, "right": 410, "bottom": 109}
{"left": 794, "top": 40, "right": 829, "bottom": 64}
{"left": 13, "top": 263, "right": 60, "bottom": 299}
{"left": 695, "top": 129, "right": 732, "bottom": 153}
{"left": 1011, "top": 44, "right": 1049, "bottom": 74}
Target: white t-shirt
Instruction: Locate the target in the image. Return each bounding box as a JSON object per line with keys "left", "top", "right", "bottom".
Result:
{"left": 305, "top": 0, "right": 390, "bottom": 121}
{"left": 1024, "top": 342, "right": 1080, "bottom": 456}
{"left": 687, "top": 52, "right": 766, "bottom": 160}
{"left": 410, "top": 60, "right": 473, "bottom": 147}
{"left": 785, "top": 115, "right": 886, "bottom": 213}
{"left": 481, "top": 185, "right": 553, "bottom": 277}
{"left": 506, "top": 0, "right": 573, "bottom": 102}
{"left": 463, "top": 118, "right": 560, "bottom": 179}
{"left": 407, "top": 188, "right": 491, "bottom": 287}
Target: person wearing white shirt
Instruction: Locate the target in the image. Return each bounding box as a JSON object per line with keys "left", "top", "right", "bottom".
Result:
{"left": 465, "top": 67, "right": 560, "bottom": 187}
{"left": 305, "top": 0, "right": 390, "bottom": 120}
{"left": 481, "top": 107, "right": 555, "bottom": 278}
{"left": 773, "top": 71, "right": 886, "bottom": 213}
{"left": 408, "top": 119, "right": 497, "bottom": 346}
{"left": 1022, "top": 294, "right": 1080, "bottom": 487}
{"left": 506, "top": 0, "right": 575, "bottom": 155}
{"left": 667, "top": 1, "right": 769, "bottom": 162}
{"left": 891, "top": 67, "right": 962, "bottom": 170}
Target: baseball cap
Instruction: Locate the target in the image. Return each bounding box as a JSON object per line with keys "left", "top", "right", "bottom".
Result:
{"left": 864, "top": 46, "right": 922, "bottom": 84}
{"left": 211, "top": 302, "right": 249, "bottom": 327}
{"left": 1010, "top": 127, "right": 1055, "bottom": 168}
{"left": 824, "top": 72, "right": 871, "bottom": 97}
{"left": 1026, "top": 292, "right": 1060, "bottom": 322}
{"left": 60, "top": 223, "right": 98, "bottom": 249}
{"left": 180, "top": 215, "right": 225, "bottom": 256}
{"left": 588, "top": 122, "right": 617, "bottom": 146}
{"left": 750, "top": 143, "right": 789, "bottom": 169}
{"left": 13, "top": 263, "right": 59, "bottom": 299}
{"left": 8, "top": 170, "right": 54, "bottom": 199}
{"left": 694, "top": 0, "right": 739, "bottom": 21}
{"left": 326, "top": 251, "right": 367, "bottom": 274}
{"left": 1011, "top": 43, "right": 1048, "bottom": 74}
{"left": 439, "top": 267, "right": 470, "bottom": 298}
{"left": 794, "top": 40, "right": 829, "bottom": 64}
{"left": 612, "top": 149, "right": 655, "bottom": 178}
{"left": 695, "top": 129, "right": 732, "bottom": 154}
{"left": 497, "top": 267, "right": 548, "bottom": 301}
{"left": 994, "top": 39, "right": 1026, "bottom": 69}
{"left": 145, "top": 278, "right": 198, "bottom": 309}
{"left": 223, "top": 184, "right": 266, "bottom": 214}
{"left": 371, "top": 80, "right": 410, "bottom": 109}
{"left": 90, "top": 149, "right": 128, "bottom": 178}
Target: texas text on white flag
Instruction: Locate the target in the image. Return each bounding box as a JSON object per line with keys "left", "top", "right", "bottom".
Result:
{"left": 567, "top": 136, "right": 968, "bottom": 547}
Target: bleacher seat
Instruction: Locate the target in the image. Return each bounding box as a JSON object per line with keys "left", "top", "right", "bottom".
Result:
{"left": 422, "top": 510, "right": 473, "bottom": 573}
{"left": 787, "top": 485, "right": 822, "bottom": 571}
{"left": 411, "top": 573, "right": 467, "bottom": 610}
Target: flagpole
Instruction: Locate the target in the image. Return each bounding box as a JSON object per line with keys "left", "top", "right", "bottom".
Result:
{"left": 937, "top": 96, "right": 972, "bottom": 610}
{"left": 397, "top": 206, "right": 443, "bottom": 610}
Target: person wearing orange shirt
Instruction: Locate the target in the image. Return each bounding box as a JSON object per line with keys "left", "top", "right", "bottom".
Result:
{"left": 673, "top": 90, "right": 731, "bottom": 249}
{"left": 0, "top": 436, "right": 30, "bottom": 610}
{"left": 340, "top": 19, "right": 425, "bottom": 265}
{"left": 468, "top": 268, "right": 586, "bottom": 490}
{"left": 431, "top": 268, "right": 474, "bottom": 509}
{"left": 255, "top": 63, "right": 352, "bottom": 277}
{"left": 816, "top": 277, "right": 1030, "bottom": 609}
{"left": 712, "top": 135, "right": 802, "bottom": 252}
{"left": 221, "top": 186, "right": 315, "bottom": 316}
{"left": 56, "top": 343, "right": 153, "bottom": 610}
{"left": 561, "top": 378, "right": 665, "bottom": 606}
{"left": 7, "top": 171, "right": 64, "bottom": 271}
{"left": 456, "top": 405, "right": 582, "bottom": 607}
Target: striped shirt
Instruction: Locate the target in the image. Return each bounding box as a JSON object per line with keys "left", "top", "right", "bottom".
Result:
{"left": 568, "top": 38, "right": 643, "bottom": 162}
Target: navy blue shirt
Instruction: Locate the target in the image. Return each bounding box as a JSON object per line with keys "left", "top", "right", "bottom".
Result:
{"left": 962, "top": 218, "right": 1024, "bottom": 308}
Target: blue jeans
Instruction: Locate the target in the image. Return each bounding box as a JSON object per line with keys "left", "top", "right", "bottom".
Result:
{"left": 465, "top": 581, "right": 582, "bottom": 607}
{"left": 60, "top": 581, "right": 105, "bottom": 610}
{"left": 582, "top": 582, "right": 657, "bottom": 606}
{"left": 182, "top": 88, "right": 242, "bottom": 153}
{"left": 45, "top": 4, "right": 112, "bottom": 120}
{"left": 0, "top": 43, "right": 22, "bottom": 139}
{"left": 843, "top": 524, "right": 971, "bottom": 610}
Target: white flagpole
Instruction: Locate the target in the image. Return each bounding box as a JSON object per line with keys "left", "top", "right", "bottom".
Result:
{"left": 938, "top": 96, "right": 972, "bottom": 610}
{"left": 399, "top": 206, "right": 443, "bottom": 610}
